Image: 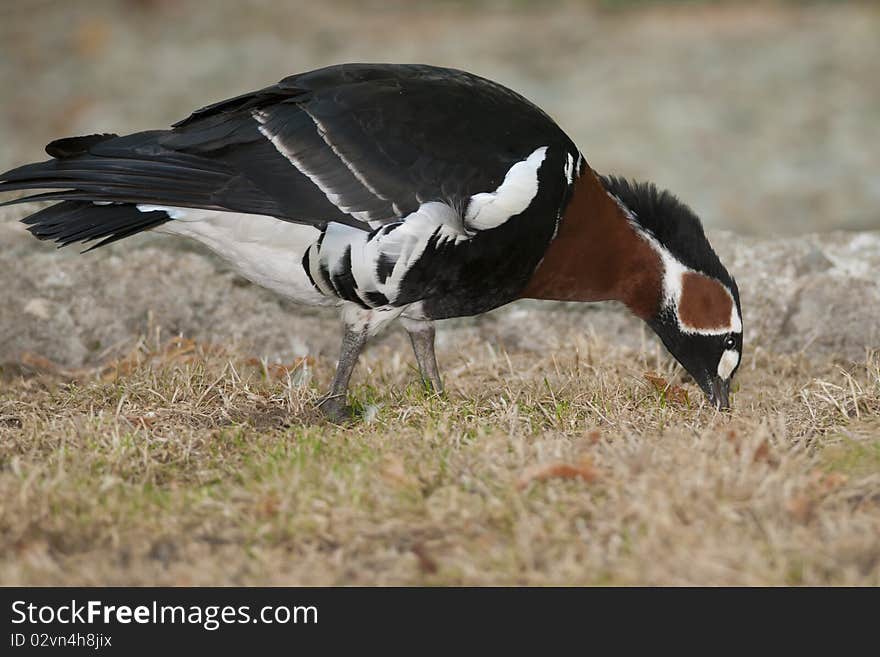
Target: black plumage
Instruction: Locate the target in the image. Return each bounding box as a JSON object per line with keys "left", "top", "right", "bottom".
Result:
{"left": 45, "top": 133, "right": 118, "bottom": 158}
{"left": 21, "top": 201, "right": 169, "bottom": 250}
{"left": 2, "top": 64, "right": 573, "bottom": 243}
{"left": 331, "top": 246, "right": 360, "bottom": 303}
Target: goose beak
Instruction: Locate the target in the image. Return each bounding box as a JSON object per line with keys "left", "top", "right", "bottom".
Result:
{"left": 709, "top": 377, "right": 731, "bottom": 411}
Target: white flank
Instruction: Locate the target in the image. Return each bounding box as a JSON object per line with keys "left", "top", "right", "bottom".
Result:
{"left": 252, "top": 109, "right": 372, "bottom": 223}
{"left": 147, "top": 206, "right": 328, "bottom": 306}
{"left": 137, "top": 205, "right": 189, "bottom": 220}
{"left": 466, "top": 146, "right": 548, "bottom": 231}
{"left": 717, "top": 348, "right": 740, "bottom": 380}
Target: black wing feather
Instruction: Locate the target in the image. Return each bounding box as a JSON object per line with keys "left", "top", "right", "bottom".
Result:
{"left": 45, "top": 133, "right": 118, "bottom": 158}
{"left": 1, "top": 63, "right": 573, "bottom": 250}
{"left": 169, "top": 63, "right": 571, "bottom": 220}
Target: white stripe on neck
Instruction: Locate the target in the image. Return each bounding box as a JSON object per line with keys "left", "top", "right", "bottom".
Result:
{"left": 605, "top": 191, "right": 742, "bottom": 336}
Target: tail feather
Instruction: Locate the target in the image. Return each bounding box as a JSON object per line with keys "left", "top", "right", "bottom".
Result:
{"left": 2, "top": 133, "right": 222, "bottom": 251}
{"left": 1, "top": 122, "right": 367, "bottom": 251}
{"left": 22, "top": 201, "right": 171, "bottom": 251}
{"left": 0, "top": 189, "right": 196, "bottom": 209}
{"left": 0, "top": 151, "right": 233, "bottom": 206}
{"left": 45, "top": 133, "right": 118, "bottom": 158}
{"left": 0, "top": 130, "right": 282, "bottom": 228}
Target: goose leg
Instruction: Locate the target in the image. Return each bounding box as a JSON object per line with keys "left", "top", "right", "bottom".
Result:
{"left": 319, "top": 323, "right": 368, "bottom": 422}
{"left": 402, "top": 318, "right": 443, "bottom": 394}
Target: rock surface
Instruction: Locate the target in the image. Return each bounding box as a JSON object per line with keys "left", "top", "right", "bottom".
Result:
{"left": 1, "top": 212, "right": 877, "bottom": 369}
{"left": 715, "top": 231, "right": 880, "bottom": 360}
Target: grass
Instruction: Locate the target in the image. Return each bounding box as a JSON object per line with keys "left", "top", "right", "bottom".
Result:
{"left": 1, "top": 330, "right": 878, "bottom": 586}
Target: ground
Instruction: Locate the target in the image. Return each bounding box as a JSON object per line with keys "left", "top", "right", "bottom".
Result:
{"left": 2, "top": 333, "right": 878, "bottom": 586}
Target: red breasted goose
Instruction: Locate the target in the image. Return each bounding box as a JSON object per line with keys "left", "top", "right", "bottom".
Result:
{"left": 0, "top": 63, "right": 742, "bottom": 420}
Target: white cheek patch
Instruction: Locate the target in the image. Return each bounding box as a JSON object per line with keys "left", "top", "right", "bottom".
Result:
{"left": 717, "top": 349, "right": 740, "bottom": 380}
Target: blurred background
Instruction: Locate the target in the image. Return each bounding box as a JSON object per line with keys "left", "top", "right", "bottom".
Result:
{"left": 1, "top": 0, "right": 878, "bottom": 237}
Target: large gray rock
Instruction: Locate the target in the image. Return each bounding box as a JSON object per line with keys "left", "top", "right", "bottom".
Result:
{"left": 1, "top": 210, "right": 878, "bottom": 369}
{"left": 714, "top": 231, "right": 880, "bottom": 359}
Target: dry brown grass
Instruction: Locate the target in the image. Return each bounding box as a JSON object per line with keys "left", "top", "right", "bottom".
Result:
{"left": 1, "top": 328, "right": 878, "bottom": 586}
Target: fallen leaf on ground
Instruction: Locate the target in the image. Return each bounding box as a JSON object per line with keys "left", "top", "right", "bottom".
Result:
{"left": 125, "top": 413, "right": 157, "bottom": 428}
{"left": 19, "top": 352, "right": 86, "bottom": 379}
{"left": 644, "top": 372, "right": 690, "bottom": 405}
{"left": 246, "top": 357, "right": 315, "bottom": 380}
{"left": 20, "top": 352, "right": 61, "bottom": 373}
{"left": 412, "top": 543, "right": 438, "bottom": 574}
{"left": 517, "top": 457, "right": 600, "bottom": 489}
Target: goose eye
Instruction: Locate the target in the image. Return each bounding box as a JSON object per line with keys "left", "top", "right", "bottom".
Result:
{"left": 723, "top": 335, "right": 736, "bottom": 350}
